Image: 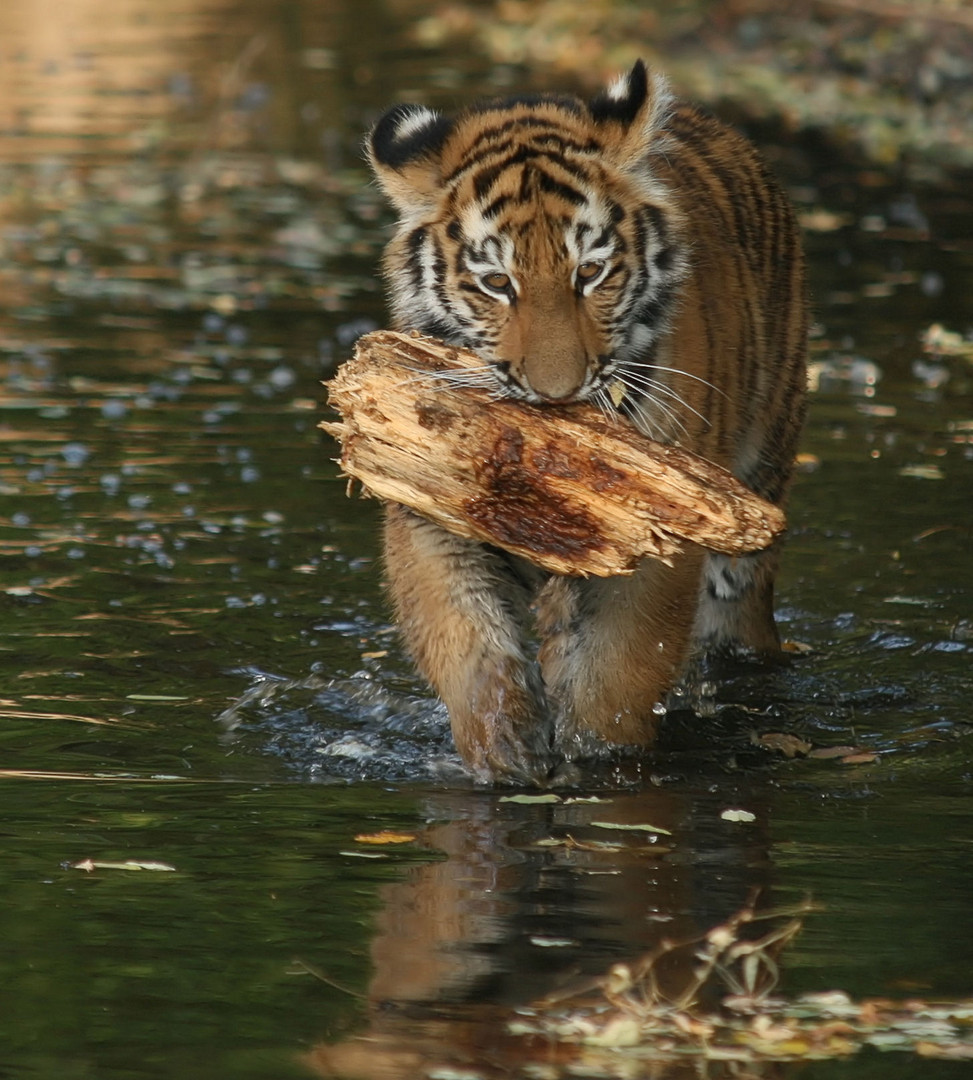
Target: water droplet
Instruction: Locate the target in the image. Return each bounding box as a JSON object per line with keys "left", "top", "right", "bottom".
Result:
{"left": 269, "top": 365, "right": 296, "bottom": 389}
{"left": 61, "top": 442, "right": 90, "bottom": 466}
{"left": 920, "top": 270, "right": 944, "bottom": 297}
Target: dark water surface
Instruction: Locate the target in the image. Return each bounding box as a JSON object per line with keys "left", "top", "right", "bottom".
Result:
{"left": 1, "top": 2, "right": 971, "bottom": 1077}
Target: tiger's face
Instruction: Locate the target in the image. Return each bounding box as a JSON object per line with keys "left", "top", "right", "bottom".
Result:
{"left": 367, "top": 63, "right": 688, "bottom": 409}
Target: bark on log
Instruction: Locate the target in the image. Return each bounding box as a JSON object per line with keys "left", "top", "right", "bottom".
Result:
{"left": 320, "top": 330, "right": 785, "bottom": 578}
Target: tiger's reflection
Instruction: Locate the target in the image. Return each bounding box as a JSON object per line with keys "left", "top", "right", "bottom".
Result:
{"left": 305, "top": 781, "right": 787, "bottom": 1079}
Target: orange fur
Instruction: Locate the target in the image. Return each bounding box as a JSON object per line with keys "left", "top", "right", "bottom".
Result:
{"left": 366, "top": 62, "right": 807, "bottom": 784}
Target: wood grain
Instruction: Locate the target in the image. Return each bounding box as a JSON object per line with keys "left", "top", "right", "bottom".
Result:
{"left": 320, "top": 331, "right": 785, "bottom": 577}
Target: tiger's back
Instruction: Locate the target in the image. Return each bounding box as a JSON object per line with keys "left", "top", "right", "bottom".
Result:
{"left": 655, "top": 104, "right": 807, "bottom": 496}
{"left": 365, "top": 62, "right": 807, "bottom": 783}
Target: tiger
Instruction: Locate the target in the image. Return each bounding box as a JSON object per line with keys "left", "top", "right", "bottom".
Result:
{"left": 365, "top": 60, "right": 807, "bottom": 785}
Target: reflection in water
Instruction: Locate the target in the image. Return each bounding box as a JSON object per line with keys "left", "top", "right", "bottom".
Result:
{"left": 0, "top": 0, "right": 397, "bottom": 746}
{"left": 306, "top": 785, "right": 778, "bottom": 1079}
{"left": 0, "top": 0, "right": 226, "bottom": 155}
{"left": 0, "top": 0, "right": 346, "bottom": 159}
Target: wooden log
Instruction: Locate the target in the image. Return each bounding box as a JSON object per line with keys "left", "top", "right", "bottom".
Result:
{"left": 320, "top": 331, "right": 785, "bottom": 578}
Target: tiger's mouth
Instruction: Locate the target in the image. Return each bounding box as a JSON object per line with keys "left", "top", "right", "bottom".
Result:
{"left": 491, "top": 355, "right": 619, "bottom": 407}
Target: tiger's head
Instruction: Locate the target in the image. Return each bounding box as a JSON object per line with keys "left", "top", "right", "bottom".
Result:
{"left": 367, "top": 61, "right": 688, "bottom": 408}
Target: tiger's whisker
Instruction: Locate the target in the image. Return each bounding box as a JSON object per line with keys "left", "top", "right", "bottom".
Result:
{"left": 592, "top": 386, "right": 618, "bottom": 424}
{"left": 623, "top": 391, "right": 690, "bottom": 442}
{"left": 615, "top": 372, "right": 711, "bottom": 429}
{"left": 616, "top": 371, "right": 703, "bottom": 412}
{"left": 619, "top": 361, "right": 730, "bottom": 400}
{"left": 396, "top": 364, "right": 500, "bottom": 391}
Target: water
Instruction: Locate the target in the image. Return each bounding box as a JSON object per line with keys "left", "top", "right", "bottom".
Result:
{"left": 0, "top": 2, "right": 971, "bottom": 1077}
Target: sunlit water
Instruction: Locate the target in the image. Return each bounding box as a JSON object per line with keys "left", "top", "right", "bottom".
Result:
{"left": 0, "top": 2, "right": 971, "bottom": 1077}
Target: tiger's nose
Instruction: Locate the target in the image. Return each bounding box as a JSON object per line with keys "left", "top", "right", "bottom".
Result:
{"left": 534, "top": 381, "right": 582, "bottom": 403}
{"left": 522, "top": 350, "right": 588, "bottom": 402}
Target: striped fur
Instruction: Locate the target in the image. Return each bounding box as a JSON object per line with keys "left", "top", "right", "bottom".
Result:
{"left": 367, "top": 61, "right": 807, "bottom": 784}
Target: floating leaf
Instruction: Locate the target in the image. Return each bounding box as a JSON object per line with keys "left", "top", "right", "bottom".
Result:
{"left": 584, "top": 1016, "right": 643, "bottom": 1047}
{"left": 756, "top": 732, "right": 812, "bottom": 757}
{"left": 807, "top": 745, "right": 861, "bottom": 760}
{"left": 721, "top": 809, "right": 757, "bottom": 823}
{"left": 899, "top": 464, "right": 945, "bottom": 480}
{"left": 426, "top": 1068, "right": 488, "bottom": 1079}
{"left": 797, "top": 990, "right": 854, "bottom": 1011}
{"left": 72, "top": 859, "right": 177, "bottom": 873}
{"left": 533, "top": 835, "right": 627, "bottom": 853}
{"left": 921, "top": 323, "right": 973, "bottom": 359}
{"left": 916, "top": 1041, "right": 973, "bottom": 1059}
{"left": 125, "top": 694, "right": 190, "bottom": 702}
{"left": 353, "top": 831, "right": 416, "bottom": 844}
{"left": 589, "top": 820, "right": 672, "bottom": 836}
{"left": 499, "top": 793, "right": 562, "bottom": 804}
{"left": 0, "top": 709, "right": 119, "bottom": 726}
{"left": 798, "top": 208, "right": 853, "bottom": 232}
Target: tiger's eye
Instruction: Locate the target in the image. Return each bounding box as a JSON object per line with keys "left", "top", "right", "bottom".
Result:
{"left": 480, "top": 271, "right": 511, "bottom": 294}
{"left": 576, "top": 261, "right": 604, "bottom": 284}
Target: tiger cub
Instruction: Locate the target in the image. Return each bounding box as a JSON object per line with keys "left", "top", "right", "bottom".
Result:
{"left": 366, "top": 61, "right": 807, "bottom": 784}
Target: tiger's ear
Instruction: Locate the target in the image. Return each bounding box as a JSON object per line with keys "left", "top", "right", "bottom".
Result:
{"left": 588, "top": 60, "right": 672, "bottom": 171}
{"left": 367, "top": 105, "right": 455, "bottom": 216}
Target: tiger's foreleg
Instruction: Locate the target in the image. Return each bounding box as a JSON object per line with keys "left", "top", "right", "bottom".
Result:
{"left": 536, "top": 555, "right": 706, "bottom": 750}
{"left": 383, "top": 504, "right": 557, "bottom": 784}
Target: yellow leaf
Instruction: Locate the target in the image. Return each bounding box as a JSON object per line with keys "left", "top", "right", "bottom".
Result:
{"left": 799, "top": 209, "right": 852, "bottom": 232}
{"left": 353, "top": 831, "right": 416, "bottom": 845}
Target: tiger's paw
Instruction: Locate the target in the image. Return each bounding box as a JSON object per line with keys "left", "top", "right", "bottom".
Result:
{"left": 466, "top": 722, "right": 562, "bottom": 788}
